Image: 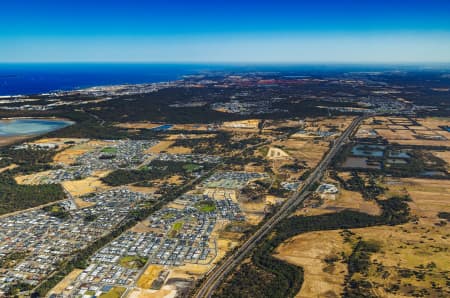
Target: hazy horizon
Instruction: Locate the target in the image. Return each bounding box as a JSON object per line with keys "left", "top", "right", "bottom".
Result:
{"left": 2, "top": 1, "right": 450, "bottom": 63}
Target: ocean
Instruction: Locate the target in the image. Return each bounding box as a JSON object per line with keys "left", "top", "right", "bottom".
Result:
{"left": 0, "top": 63, "right": 212, "bottom": 96}
{"left": 1, "top": 63, "right": 438, "bottom": 96}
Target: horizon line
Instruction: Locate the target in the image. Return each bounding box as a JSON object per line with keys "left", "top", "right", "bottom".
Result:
{"left": 1, "top": 61, "right": 450, "bottom": 65}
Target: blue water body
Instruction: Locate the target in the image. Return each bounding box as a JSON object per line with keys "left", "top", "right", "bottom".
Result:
{"left": 0, "top": 119, "right": 73, "bottom": 137}
{"left": 0, "top": 63, "right": 214, "bottom": 96}
{"left": 1, "top": 63, "right": 437, "bottom": 96}
{"left": 388, "top": 150, "right": 411, "bottom": 159}
{"left": 351, "top": 144, "right": 385, "bottom": 158}
{"left": 151, "top": 124, "right": 173, "bottom": 131}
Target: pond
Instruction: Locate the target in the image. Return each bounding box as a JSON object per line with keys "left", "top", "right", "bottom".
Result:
{"left": 151, "top": 124, "right": 173, "bottom": 131}
{"left": 0, "top": 118, "right": 74, "bottom": 137}
{"left": 351, "top": 144, "right": 385, "bottom": 158}
{"left": 441, "top": 126, "right": 450, "bottom": 132}
{"left": 420, "top": 171, "right": 447, "bottom": 177}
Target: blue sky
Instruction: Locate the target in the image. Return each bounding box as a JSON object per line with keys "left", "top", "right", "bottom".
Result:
{"left": 1, "top": 0, "right": 450, "bottom": 63}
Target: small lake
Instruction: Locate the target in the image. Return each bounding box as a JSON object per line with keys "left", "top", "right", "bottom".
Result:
{"left": 0, "top": 118, "right": 74, "bottom": 137}
{"left": 351, "top": 144, "right": 385, "bottom": 158}
{"left": 151, "top": 124, "right": 173, "bottom": 131}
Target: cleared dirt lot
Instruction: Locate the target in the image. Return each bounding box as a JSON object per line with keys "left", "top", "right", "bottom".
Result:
{"left": 137, "top": 265, "right": 163, "bottom": 289}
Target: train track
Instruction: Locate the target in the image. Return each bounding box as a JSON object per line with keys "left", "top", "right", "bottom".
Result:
{"left": 193, "top": 115, "right": 365, "bottom": 298}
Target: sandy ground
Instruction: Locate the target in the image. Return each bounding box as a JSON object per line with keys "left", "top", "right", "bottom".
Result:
{"left": 137, "top": 265, "right": 163, "bottom": 289}
{"left": 48, "top": 269, "right": 83, "bottom": 296}
{"left": 274, "top": 230, "right": 350, "bottom": 298}
{"left": 127, "top": 286, "right": 177, "bottom": 298}
{"left": 62, "top": 170, "right": 111, "bottom": 197}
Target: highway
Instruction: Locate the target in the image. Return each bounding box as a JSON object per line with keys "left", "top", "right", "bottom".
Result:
{"left": 193, "top": 115, "right": 365, "bottom": 298}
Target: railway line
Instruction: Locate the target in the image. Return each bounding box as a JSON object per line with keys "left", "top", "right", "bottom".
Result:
{"left": 194, "top": 115, "right": 365, "bottom": 298}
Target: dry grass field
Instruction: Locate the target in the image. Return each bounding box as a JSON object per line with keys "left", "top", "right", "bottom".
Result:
{"left": 365, "top": 116, "right": 450, "bottom": 147}
{"left": 271, "top": 139, "right": 329, "bottom": 168}
{"left": 430, "top": 150, "right": 450, "bottom": 171}
{"left": 62, "top": 170, "right": 111, "bottom": 197}
{"left": 115, "top": 122, "right": 161, "bottom": 129}
{"left": 295, "top": 188, "right": 381, "bottom": 217}
{"left": 128, "top": 184, "right": 159, "bottom": 194}
{"left": 144, "top": 139, "right": 192, "bottom": 154}
{"left": 145, "top": 140, "right": 174, "bottom": 153}
{"left": 172, "top": 123, "right": 210, "bottom": 131}
{"left": 278, "top": 177, "right": 450, "bottom": 298}
{"left": 14, "top": 170, "right": 53, "bottom": 185}
{"left": 274, "top": 230, "right": 351, "bottom": 298}
{"left": 53, "top": 139, "right": 108, "bottom": 165}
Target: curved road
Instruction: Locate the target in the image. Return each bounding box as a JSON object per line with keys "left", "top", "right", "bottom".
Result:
{"left": 194, "top": 116, "right": 365, "bottom": 298}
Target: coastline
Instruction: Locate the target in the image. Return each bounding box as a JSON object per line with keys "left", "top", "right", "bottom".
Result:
{"left": 0, "top": 63, "right": 202, "bottom": 97}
